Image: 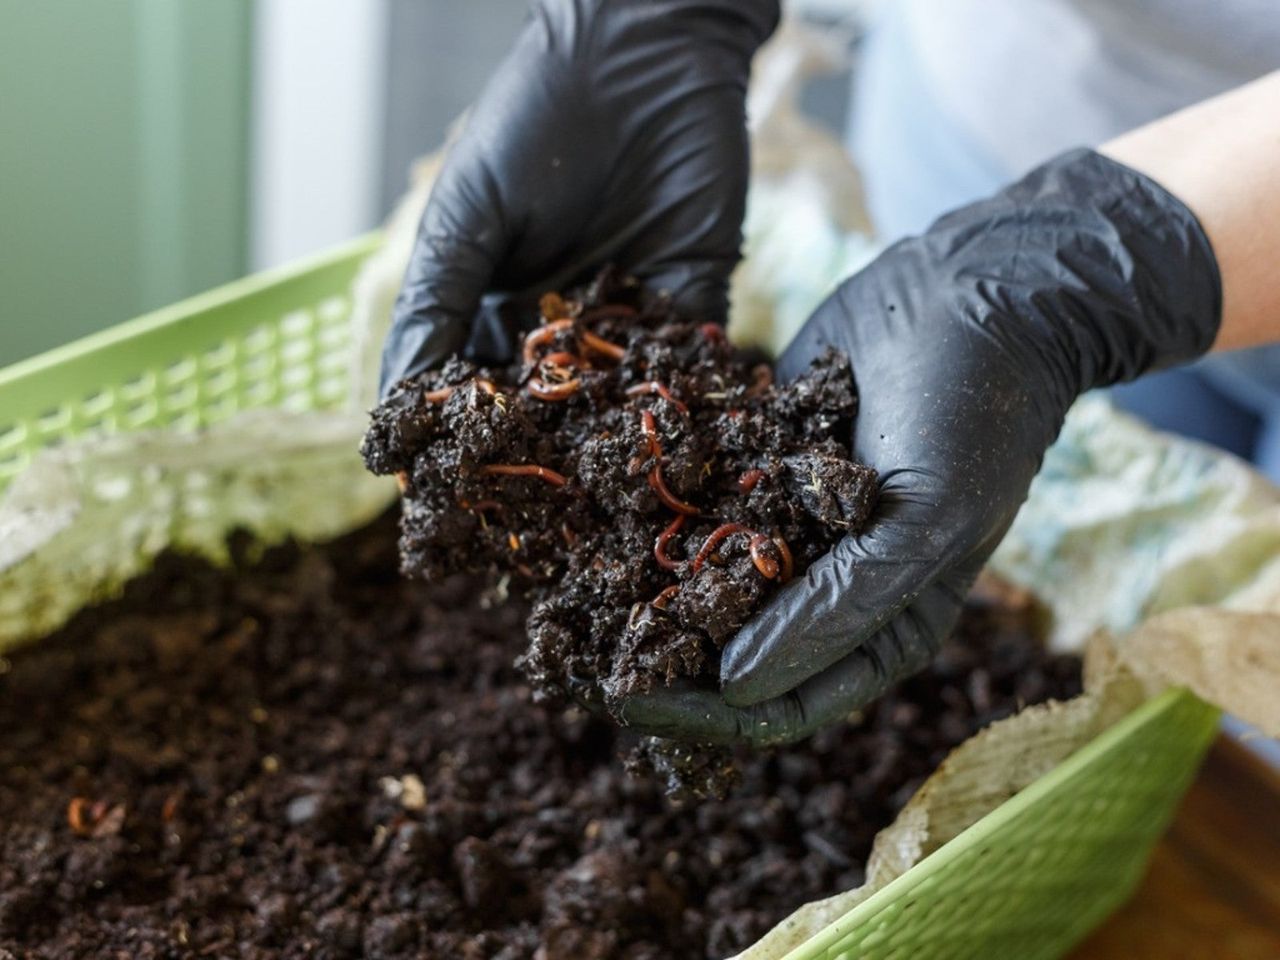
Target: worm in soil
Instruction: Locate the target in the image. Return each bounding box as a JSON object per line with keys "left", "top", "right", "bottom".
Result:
{"left": 654, "top": 515, "right": 686, "bottom": 571}
{"left": 479, "top": 464, "right": 568, "bottom": 487}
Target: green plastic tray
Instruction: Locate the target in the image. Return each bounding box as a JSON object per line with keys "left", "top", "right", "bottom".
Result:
{"left": 786, "top": 688, "right": 1218, "bottom": 960}
{"left": 0, "top": 238, "right": 1221, "bottom": 958}
{"left": 0, "top": 233, "right": 380, "bottom": 492}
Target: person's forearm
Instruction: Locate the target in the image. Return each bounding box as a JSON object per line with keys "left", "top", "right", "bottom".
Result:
{"left": 1101, "top": 71, "right": 1280, "bottom": 353}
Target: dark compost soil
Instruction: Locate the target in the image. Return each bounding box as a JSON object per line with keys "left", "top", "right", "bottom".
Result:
{"left": 361, "top": 273, "right": 878, "bottom": 721}
{"left": 0, "top": 516, "right": 1081, "bottom": 959}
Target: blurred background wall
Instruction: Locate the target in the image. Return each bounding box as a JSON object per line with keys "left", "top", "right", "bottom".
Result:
{"left": 0, "top": 0, "right": 526, "bottom": 367}
{"left": 0, "top": 0, "right": 844, "bottom": 367}
{"left": 1, "top": 0, "right": 252, "bottom": 365}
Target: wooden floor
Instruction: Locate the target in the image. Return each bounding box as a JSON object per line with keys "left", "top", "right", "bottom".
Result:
{"left": 1068, "top": 737, "right": 1280, "bottom": 959}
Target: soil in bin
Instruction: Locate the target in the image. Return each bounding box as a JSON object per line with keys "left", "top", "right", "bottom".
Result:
{"left": 0, "top": 516, "right": 1081, "bottom": 959}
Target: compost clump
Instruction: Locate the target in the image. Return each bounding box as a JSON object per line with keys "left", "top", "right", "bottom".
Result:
{"left": 362, "top": 272, "right": 879, "bottom": 792}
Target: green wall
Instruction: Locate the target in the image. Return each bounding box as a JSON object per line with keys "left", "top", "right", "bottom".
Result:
{"left": 0, "top": 0, "right": 251, "bottom": 366}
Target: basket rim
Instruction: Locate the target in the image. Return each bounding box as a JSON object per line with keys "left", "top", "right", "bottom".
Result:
{"left": 779, "top": 686, "right": 1219, "bottom": 959}
{"left": 0, "top": 232, "right": 381, "bottom": 391}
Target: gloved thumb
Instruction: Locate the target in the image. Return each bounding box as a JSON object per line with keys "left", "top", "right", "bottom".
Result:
{"left": 719, "top": 467, "right": 973, "bottom": 707}
{"left": 378, "top": 159, "right": 508, "bottom": 397}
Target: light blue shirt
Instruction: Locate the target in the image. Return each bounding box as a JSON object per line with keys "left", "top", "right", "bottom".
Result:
{"left": 848, "top": 0, "right": 1280, "bottom": 474}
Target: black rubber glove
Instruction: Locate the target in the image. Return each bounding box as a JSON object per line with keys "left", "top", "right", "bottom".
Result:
{"left": 620, "top": 149, "right": 1222, "bottom": 745}
{"left": 378, "top": 0, "right": 780, "bottom": 397}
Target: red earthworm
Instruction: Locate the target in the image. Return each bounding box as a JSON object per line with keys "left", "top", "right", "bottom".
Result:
{"left": 640, "top": 410, "right": 662, "bottom": 458}
{"left": 748, "top": 534, "right": 781, "bottom": 579}
{"left": 654, "top": 514, "right": 685, "bottom": 570}
{"left": 580, "top": 329, "right": 626, "bottom": 361}
{"left": 692, "top": 522, "right": 749, "bottom": 573}
{"left": 773, "top": 535, "right": 794, "bottom": 582}
{"left": 528, "top": 377, "right": 582, "bottom": 401}
{"left": 692, "top": 523, "right": 790, "bottom": 580}
{"left": 582, "top": 304, "right": 637, "bottom": 323}
{"left": 523, "top": 318, "right": 575, "bottom": 364}
{"left": 626, "top": 381, "right": 689, "bottom": 413}
{"left": 638, "top": 411, "right": 698, "bottom": 514}
{"left": 738, "top": 468, "right": 767, "bottom": 494}
{"left": 67, "top": 797, "right": 91, "bottom": 835}
{"left": 649, "top": 469, "right": 699, "bottom": 516}
{"left": 651, "top": 584, "right": 681, "bottom": 610}
{"left": 479, "top": 464, "right": 568, "bottom": 487}
{"left": 699, "top": 322, "right": 725, "bottom": 343}
{"left": 540, "top": 351, "right": 581, "bottom": 372}
{"left": 423, "top": 378, "right": 497, "bottom": 403}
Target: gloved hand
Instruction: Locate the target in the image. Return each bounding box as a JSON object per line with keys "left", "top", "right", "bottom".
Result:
{"left": 378, "top": 0, "right": 780, "bottom": 396}
{"left": 620, "top": 148, "right": 1222, "bottom": 745}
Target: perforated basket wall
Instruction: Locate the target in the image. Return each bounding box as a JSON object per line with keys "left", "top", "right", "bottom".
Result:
{"left": 0, "top": 240, "right": 1221, "bottom": 959}
{"left": 785, "top": 689, "right": 1219, "bottom": 960}
{"left": 0, "top": 234, "right": 379, "bottom": 493}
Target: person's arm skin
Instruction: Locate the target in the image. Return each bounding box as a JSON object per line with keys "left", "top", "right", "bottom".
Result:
{"left": 1102, "top": 70, "right": 1280, "bottom": 353}
{"left": 621, "top": 73, "right": 1280, "bottom": 746}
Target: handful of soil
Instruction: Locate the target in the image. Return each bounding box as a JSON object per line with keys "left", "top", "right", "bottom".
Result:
{"left": 362, "top": 272, "right": 876, "bottom": 727}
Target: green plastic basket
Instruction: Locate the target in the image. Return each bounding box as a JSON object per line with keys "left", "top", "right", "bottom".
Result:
{"left": 0, "top": 238, "right": 1221, "bottom": 958}
{"left": 0, "top": 233, "right": 379, "bottom": 492}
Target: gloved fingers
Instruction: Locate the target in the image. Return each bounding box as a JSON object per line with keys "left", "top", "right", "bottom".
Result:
{"left": 718, "top": 463, "right": 969, "bottom": 707}
{"left": 617, "top": 586, "right": 958, "bottom": 745}
{"left": 613, "top": 681, "right": 806, "bottom": 746}
{"left": 377, "top": 157, "right": 509, "bottom": 397}
{"left": 619, "top": 88, "right": 749, "bottom": 325}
